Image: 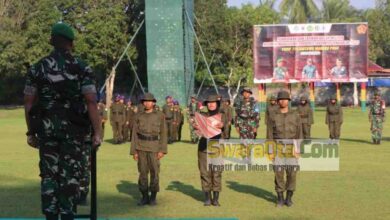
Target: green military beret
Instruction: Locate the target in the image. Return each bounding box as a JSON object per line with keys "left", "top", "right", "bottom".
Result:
{"left": 330, "top": 94, "right": 337, "bottom": 100}
{"left": 241, "top": 87, "right": 253, "bottom": 94}
{"left": 277, "top": 90, "right": 291, "bottom": 100}
{"left": 203, "top": 94, "right": 220, "bottom": 105}
{"left": 141, "top": 93, "right": 157, "bottom": 102}
{"left": 374, "top": 91, "right": 380, "bottom": 96}
{"left": 51, "top": 22, "right": 75, "bottom": 41}
{"left": 269, "top": 94, "right": 277, "bottom": 101}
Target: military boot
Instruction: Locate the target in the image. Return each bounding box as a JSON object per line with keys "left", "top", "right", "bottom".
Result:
{"left": 285, "top": 190, "right": 294, "bottom": 207}
{"left": 137, "top": 191, "right": 149, "bottom": 206}
{"left": 204, "top": 192, "right": 212, "bottom": 206}
{"left": 212, "top": 191, "right": 220, "bottom": 206}
{"left": 276, "top": 192, "right": 284, "bottom": 208}
{"left": 149, "top": 191, "right": 157, "bottom": 206}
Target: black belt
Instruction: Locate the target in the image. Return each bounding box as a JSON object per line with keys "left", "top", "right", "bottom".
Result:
{"left": 137, "top": 133, "right": 159, "bottom": 141}
{"left": 166, "top": 117, "right": 172, "bottom": 120}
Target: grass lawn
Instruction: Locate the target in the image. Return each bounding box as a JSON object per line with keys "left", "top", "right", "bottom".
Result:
{"left": 0, "top": 107, "right": 389, "bottom": 220}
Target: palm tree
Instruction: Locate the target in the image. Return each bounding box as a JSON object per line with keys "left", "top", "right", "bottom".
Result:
{"left": 321, "top": 0, "right": 362, "bottom": 22}
{"left": 279, "top": 0, "right": 319, "bottom": 23}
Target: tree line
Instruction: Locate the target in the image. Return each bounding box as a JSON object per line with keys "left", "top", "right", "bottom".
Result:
{"left": 1, "top": 0, "right": 389, "bottom": 104}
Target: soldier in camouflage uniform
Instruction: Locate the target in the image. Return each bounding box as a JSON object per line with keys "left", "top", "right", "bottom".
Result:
{"left": 234, "top": 87, "right": 260, "bottom": 139}
{"left": 221, "top": 98, "right": 233, "bottom": 139}
{"left": 24, "top": 23, "right": 101, "bottom": 220}
{"left": 162, "top": 96, "right": 175, "bottom": 144}
{"left": 369, "top": 91, "right": 386, "bottom": 144}
{"left": 187, "top": 95, "right": 200, "bottom": 143}
{"left": 325, "top": 95, "right": 343, "bottom": 139}
{"left": 267, "top": 91, "right": 303, "bottom": 208}
{"left": 192, "top": 94, "right": 228, "bottom": 206}
{"left": 97, "top": 99, "right": 108, "bottom": 140}
{"left": 130, "top": 93, "right": 167, "bottom": 206}
{"left": 297, "top": 95, "right": 314, "bottom": 139}
{"left": 110, "top": 95, "right": 126, "bottom": 144}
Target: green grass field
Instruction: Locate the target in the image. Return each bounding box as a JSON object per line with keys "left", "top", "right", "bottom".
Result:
{"left": 1, "top": 108, "right": 389, "bottom": 220}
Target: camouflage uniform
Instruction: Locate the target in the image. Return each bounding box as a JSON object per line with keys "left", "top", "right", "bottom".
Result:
{"left": 325, "top": 96, "right": 343, "bottom": 139}
{"left": 24, "top": 45, "right": 96, "bottom": 215}
{"left": 187, "top": 96, "right": 200, "bottom": 143}
{"left": 234, "top": 88, "right": 260, "bottom": 139}
{"left": 297, "top": 96, "right": 314, "bottom": 139}
{"left": 369, "top": 93, "right": 386, "bottom": 144}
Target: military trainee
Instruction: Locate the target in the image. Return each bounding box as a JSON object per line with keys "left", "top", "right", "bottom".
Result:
{"left": 187, "top": 95, "right": 200, "bottom": 143}
{"left": 220, "top": 98, "right": 233, "bottom": 139}
{"left": 110, "top": 95, "right": 126, "bottom": 144}
{"left": 193, "top": 94, "right": 228, "bottom": 206}
{"left": 325, "top": 95, "right": 343, "bottom": 140}
{"left": 265, "top": 94, "right": 279, "bottom": 138}
{"left": 267, "top": 90, "right": 303, "bottom": 208}
{"left": 369, "top": 91, "right": 386, "bottom": 144}
{"left": 162, "top": 96, "right": 175, "bottom": 144}
{"left": 130, "top": 93, "right": 167, "bottom": 206}
{"left": 24, "top": 23, "right": 101, "bottom": 220}
{"left": 297, "top": 95, "right": 314, "bottom": 139}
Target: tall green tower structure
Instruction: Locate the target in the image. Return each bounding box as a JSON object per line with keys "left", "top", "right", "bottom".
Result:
{"left": 145, "top": 0, "right": 195, "bottom": 106}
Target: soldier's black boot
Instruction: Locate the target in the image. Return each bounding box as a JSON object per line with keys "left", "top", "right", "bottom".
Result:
{"left": 78, "top": 192, "right": 88, "bottom": 206}
{"left": 149, "top": 191, "right": 157, "bottom": 206}
{"left": 276, "top": 192, "right": 284, "bottom": 208}
{"left": 137, "top": 191, "right": 150, "bottom": 206}
{"left": 378, "top": 140, "right": 381, "bottom": 144}
{"left": 60, "top": 214, "right": 74, "bottom": 220}
{"left": 285, "top": 190, "right": 294, "bottom": 207}
{"left": 44, "top": 213, "right": 58, "bottom": 220}
{"left": 212, "top": 191, "right": 220, "bottom": 206}
{"left": 204, "top": 192, "right": 212, "bottom": 206}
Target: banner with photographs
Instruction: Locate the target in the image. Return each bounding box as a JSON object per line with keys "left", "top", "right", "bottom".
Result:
{"left": 253, "top": 23, "right": 368, "bottom": 83}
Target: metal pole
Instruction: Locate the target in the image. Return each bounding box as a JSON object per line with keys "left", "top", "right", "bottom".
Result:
{"left": 126, "top": 52, "right": 146, "bottom": 94}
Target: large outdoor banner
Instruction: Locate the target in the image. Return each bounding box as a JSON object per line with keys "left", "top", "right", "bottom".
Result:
{"left": 253, "top": 23, "right": 368, "bottom": 83}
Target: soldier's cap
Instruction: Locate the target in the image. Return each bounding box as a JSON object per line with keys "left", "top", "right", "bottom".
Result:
{"left": 330, "top": 94, "right": 337, "bottom": 100}
{"left": 203, "top": 94, "right": 220, "bottom": 105}
{"left": 141, "top": 93, "right": 157, "bottom": 102}
{"left": 115, "top": 94, "right": 121, "bottom": 100}
{"left": 165, "top": 95, "right": 172, "bottom": 100}
{"left": 300, "top": 95, "right": 309, "bottom": 101}
{"left": 173, "top": 100, "right": 179, "bottom": 105}
{"left": 276, "top": 57, "right": 285, "bottom": 63}
{"left": 223, "top": 98, "right": 231, "bottom": 103}
{"left": 190, "top": 94, "right": 197, "bottom": 99}
{"left": 374, "top": 91, "right": 380, "bottom": 96}
{"left": 277, "top": 90, "right": 291, "bottom": 100}
{"left": 241, "top": 87, "right": 253, "bottom": 94}
{"left": 51, "top": 22, "right": 75, "bottom": 41}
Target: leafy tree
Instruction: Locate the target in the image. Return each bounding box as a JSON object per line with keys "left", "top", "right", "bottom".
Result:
{"left": 279, "top": 0, "right": 319, "bottom": 23}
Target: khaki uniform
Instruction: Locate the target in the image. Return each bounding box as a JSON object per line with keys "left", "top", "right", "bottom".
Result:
{"left": 130, "top": 109, "right": 167, "bottom": 193}
{"left": 325, "top": 103, "right": 343, "bottom": 139}
{"left": 110, "top": 102, "right": 126, "bottom": 143}
{"left": 162, "top": 104, "right": 175, "bottom": 143}
{"left": 220, "top": 104, "right": 233, "bottom": 139}
{"left": 172, "top": 105, "right": 181, "bottom": 141}
{"left": 268, "top": 109, "right": 303, "bottom": 193}
{"left": 265, "top": 103, "right": 279, "bottom": 138}
{"left": 124, "top": 105, "right": 136, "bottom": 141}
{"left": 197, "top": 111, "right": 228, "bottom": 192}
{"left": 97, "top": 102, "right": 108, "bottom": 139}
{"left": 297, "top": 104, "right": 314, "bottom": 139}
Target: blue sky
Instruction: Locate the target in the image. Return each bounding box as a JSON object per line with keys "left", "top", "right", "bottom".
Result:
{"left": 227, "top": 0, "right": 376, "bottom": 10}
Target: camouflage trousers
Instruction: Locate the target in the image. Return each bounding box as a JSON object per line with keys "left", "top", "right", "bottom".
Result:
{"left": 38, "top": 135, "right": 84, "bottom": 215}
{"left": 188, "top": 118, "right": 199, "bottom": 143}
{"left": 79, "top": 134, "right": 91, "bottom": 198}
{"left": 236, "top": 117, "right": 256, "bottom": 139}
{"left": 371, "top": 116, "right": 384, "bottom": 141}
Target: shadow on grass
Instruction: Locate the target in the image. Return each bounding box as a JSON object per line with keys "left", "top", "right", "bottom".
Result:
{"left": 166, "top": 181, "right": 203, "bottom": 202}
{"left": 340, "top": 138, "right": 373, "bottom": 144}
{"left": 116, "top": 180, "right": 139, "bottom": 200}
{"left": 226, "top": 181, "right": 276, "bottom": 203}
